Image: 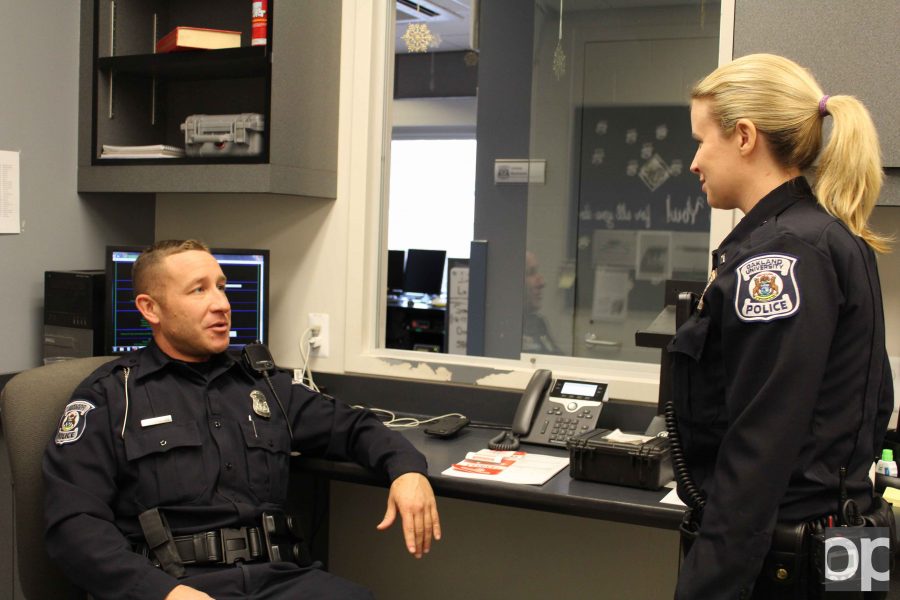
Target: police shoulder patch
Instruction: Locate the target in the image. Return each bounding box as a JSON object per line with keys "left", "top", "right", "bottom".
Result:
{"left": 734, "top": 253, "right": 800, "bottom": 323}
{"left": 55, "top": 400, "right": 96, "bottom": 446}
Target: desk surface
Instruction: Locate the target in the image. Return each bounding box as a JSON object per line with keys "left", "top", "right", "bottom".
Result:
{"left": 294, "top": 425, "right": 685, "bottom": 530}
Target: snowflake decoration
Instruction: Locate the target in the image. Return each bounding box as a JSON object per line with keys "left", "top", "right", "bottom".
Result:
{"left": 553, "top": 41, "right": 566, "bottom": 80}
{"left": 402, "top": 23, "right": 435, "bottom": 53}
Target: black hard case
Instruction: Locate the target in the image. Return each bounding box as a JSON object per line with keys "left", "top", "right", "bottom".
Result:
{"left": 567, "top": 428, "right": 673, "bottom": 490}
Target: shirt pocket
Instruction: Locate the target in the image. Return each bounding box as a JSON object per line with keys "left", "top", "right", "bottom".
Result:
{"left": 668, "top": 314, "right": 725, "bottom": 431}
{"left": 239, "top": 417, "right": 292, "bottom": 503}
{"left": 124, "top": 421, "right": 209, "bottom": 506}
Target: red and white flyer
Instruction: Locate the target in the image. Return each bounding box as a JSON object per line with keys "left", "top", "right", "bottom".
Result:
{"left": 442, "top": 449, "right": 569, "bottom": 485}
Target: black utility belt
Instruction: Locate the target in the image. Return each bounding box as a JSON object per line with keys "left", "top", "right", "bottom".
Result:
{"left": 169, "top": 526, "right": 265, "bottom": 566}
{"left": 137, "top": 510, "right": 308, "bottom": 577}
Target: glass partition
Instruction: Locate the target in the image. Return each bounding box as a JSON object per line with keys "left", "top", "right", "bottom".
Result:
{"left": 383, "top": 0, "right": 721, "bottom": 364}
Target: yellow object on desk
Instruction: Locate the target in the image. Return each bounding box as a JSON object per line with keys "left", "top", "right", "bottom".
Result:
{"left": 882, "top": 486, "right": 900, "bottom": 505}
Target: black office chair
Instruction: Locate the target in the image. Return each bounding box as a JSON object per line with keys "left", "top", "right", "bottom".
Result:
{"left": 1, "top": 356, "right": 116, "bottom": 600}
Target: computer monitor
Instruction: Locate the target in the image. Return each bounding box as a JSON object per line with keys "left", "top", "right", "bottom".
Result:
{"left": 105, "top": 245, "right": 270, "bottom": 354}
{"left": 402, "top": 249, "right": 446, "bottom": 296}
{"left": 387, "top": 249, "right": 405, "bottom": 292}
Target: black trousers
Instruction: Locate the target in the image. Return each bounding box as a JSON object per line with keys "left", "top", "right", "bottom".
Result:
{"left": 178, "top": 562, "right": 374, "bottom": 599}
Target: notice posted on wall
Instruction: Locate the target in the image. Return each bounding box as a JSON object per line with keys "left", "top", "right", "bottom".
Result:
{"left": 442, "top": 449, "right": 569, "bottom": 485}
{"left": 0, "top": 150, "right": 21, "bottom": 234}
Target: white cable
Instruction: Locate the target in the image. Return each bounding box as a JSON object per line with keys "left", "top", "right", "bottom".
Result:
{"left": 350, "top": 406, "right": 466, "bottom": 429}
{"left": 297, "top": 327, "right": 320, "bottom": 392}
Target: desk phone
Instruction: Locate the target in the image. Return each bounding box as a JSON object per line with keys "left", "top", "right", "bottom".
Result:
{"left": 514, "top": 370, "right": 609, "bottom": 447}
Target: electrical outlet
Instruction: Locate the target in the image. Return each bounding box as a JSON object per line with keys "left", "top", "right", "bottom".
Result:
{"left": 308, "top": 313, "right": 330, "bottom": 358}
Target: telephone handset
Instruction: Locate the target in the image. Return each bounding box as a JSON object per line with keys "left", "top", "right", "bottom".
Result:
{"left": 512, "top": 369, "right": 553, "bottom": 435}
{"left": 489, "top": 369, "right": 609, "bottom": 451}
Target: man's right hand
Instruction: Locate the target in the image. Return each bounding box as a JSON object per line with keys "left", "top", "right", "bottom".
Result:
{"left": 165, "top": 584, "right": 215, "bottom": 600}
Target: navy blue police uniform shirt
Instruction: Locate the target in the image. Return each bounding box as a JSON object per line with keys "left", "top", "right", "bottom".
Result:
{"left": 43, "top": 342, "right": 428, "bottom": 600}
{"left": 668, "top": 177, "right": 894, "bottom": 600}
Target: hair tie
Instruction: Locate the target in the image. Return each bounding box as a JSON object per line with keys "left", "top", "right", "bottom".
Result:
{"left": 818, "top": 95, "right": 830, "bottom": 117}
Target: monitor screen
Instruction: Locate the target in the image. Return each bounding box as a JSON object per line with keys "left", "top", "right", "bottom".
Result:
{"left": 387, "top": 249, "right": 405, "bottom": 292}
{"left": 105, "top": 245, "right": 270, "bottom": 354}
{"left": 403, "top": 249, "right": 446, "bottom": 295}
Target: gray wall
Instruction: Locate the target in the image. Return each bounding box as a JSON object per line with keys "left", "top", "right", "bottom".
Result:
{"left": 1, "top": 5, "right": 153, "bottom": 593}
{"left": 0, "top": 0, "right": 155, "bottom": 375}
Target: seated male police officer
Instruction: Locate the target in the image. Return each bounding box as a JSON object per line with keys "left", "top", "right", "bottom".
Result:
{"left": 43, "top": 240, "right": 441, "bottom": 600}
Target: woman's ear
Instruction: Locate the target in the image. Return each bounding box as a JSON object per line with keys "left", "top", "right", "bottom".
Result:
{"left": 734, "top": 118, "right": 758, "bottom": 156}
{"left": 135, "top": 293, "right": 161, "bottom": 326}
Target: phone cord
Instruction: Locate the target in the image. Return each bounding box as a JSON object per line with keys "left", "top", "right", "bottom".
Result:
{"left": 488, "top": 430, "right": 520, "bottom": 451}
{"left": 664, "top": 398, "right": 705, "bottom": 511}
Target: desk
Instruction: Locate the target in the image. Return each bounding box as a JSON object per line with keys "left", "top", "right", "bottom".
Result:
{"left": 292, "top": 425, "right": 684, "bottom": 600}
{"left": 296, "top": 425, "right": 683, "bottom": 531}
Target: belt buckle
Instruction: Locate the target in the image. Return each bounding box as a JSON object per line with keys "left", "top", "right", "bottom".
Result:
{"left": 220, "top": 527, "right": 252, "bottom": 564}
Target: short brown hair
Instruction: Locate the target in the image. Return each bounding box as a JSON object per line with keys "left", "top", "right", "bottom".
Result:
{"left": 132, "top": 239, "right": 211, "bottom": 297}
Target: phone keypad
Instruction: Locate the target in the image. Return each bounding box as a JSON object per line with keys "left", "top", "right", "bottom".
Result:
{"left": 546, "top": 408, "right": 595, "bottom": 444}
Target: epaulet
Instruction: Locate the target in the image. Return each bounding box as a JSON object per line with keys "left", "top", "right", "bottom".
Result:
{"left": 82, "top": 355, "right": 139, "bottom": 386}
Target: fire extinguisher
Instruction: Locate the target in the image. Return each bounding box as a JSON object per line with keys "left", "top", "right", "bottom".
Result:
{"left": 251, "top": 0, "right": 268, "bottom": 47}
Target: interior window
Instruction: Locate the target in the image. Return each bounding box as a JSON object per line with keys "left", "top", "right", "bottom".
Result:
{"left": 383, "top": 0, "right": 720, "bottom": 363}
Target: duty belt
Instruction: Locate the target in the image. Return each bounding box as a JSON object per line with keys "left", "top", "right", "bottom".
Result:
{"left": 138, "top": 509, "right": 310, "bottom": 577}
{"left": 172, "top": 526, "right": 264, "bottom": 565}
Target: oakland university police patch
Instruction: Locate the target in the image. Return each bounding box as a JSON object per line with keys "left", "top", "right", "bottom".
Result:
{"left": 55, "top": 400, "right": 96, "bottom": 445}
{"left": 734, "top": 253, "right": 800, "bottom": 323}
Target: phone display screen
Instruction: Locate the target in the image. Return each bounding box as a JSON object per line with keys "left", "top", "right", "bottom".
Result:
{"left": 560, "top": 381, "right": 598, "bottom": 398}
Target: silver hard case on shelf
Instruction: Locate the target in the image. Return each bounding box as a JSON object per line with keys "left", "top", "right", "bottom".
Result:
{"left": 181, "top": 113, "right": 265, "bottom": 157}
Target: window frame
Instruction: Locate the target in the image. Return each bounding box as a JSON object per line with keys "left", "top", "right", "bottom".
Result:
{"left": 339, "top": 0, "right": 738, "bottom": 400}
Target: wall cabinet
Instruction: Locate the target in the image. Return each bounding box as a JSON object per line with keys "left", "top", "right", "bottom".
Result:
{"left": 733, "top": 0, "right": 900, "bottom": 206}
{"left": 77, "top": 0, "right": 340, "bottom": 196}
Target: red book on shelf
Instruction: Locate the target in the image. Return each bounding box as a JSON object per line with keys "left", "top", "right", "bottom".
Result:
{"left": 156, "top": 27, "right": 241, "bottom": 53}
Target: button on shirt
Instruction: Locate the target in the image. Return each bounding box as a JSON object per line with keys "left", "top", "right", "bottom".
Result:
{"left": 43, "top": 343, "right": 427, "bottom": 600}
{"left": 668, "top": 177, "right": 894, "bottom": 599}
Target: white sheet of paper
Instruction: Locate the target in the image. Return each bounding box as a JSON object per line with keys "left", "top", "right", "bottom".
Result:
{"left": 660, "top": 486, "right": 686, "bottom": 506}
{"left": 0, "top": 150, "right": 21, "bottom": 234}
{"left": 604, "top": 428, "right": 654, "bottom": 444}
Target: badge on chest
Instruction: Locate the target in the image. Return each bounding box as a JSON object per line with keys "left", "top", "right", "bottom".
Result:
{"left": 250, "top": 389, "right": 271, "bottom": 418}
{"left": 734, "top": 253, "right": 800, "bottom": 322}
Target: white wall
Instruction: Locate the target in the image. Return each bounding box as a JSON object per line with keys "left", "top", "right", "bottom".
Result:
{"left": 155, "top": 192, "right": 350, "bottom": 372}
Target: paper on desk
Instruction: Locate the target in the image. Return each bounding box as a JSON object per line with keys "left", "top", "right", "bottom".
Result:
{"left": 442, "top": 449, "right": 569, "bottom": 485}
{"left": 604, "top": 428, "right": 654, "bottom": 444}
{"left": 659, "top": 484, "right": 686, "bottom": 507}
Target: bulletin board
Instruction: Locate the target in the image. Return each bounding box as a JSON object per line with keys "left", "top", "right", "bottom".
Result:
{"left": 574, "top": 105, "right": 709, "bottom": 318}
{"left": 576, "top": 105, "right": 708, "bottom": 234}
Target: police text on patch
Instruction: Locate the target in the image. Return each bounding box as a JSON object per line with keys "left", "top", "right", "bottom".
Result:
{"left": 734, "top": 253, "right": 800, "bottom": 323}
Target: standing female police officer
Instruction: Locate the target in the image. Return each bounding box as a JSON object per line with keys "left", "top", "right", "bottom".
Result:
{"left": 670, "top": 54, "right": 894, "bottom": 599}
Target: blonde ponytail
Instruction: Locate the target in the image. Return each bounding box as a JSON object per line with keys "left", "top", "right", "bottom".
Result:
{"left": 692, "top": 54, "right": 891, "bottom": 253}
{"left": 815, "top": 95, "right": 890, "bottom": 253}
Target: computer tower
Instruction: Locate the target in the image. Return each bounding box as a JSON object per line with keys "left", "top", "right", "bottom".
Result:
{"left": 43, "top": 270, "right": 105, "bottom": 361}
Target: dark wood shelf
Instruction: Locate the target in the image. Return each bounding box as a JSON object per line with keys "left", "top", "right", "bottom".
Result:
{"left": 97, "top": 46, "right": 268, "bottom": 80}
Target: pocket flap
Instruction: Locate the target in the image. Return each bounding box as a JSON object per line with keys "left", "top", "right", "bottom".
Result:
{"left": 667, "top": 314, "right": 710, "bottom": 362}
{"left": 124, "top": 421, "right": 202, "bottom": 461}
{"left": 240, "top": 418, "right": 291, "bottom": 454}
